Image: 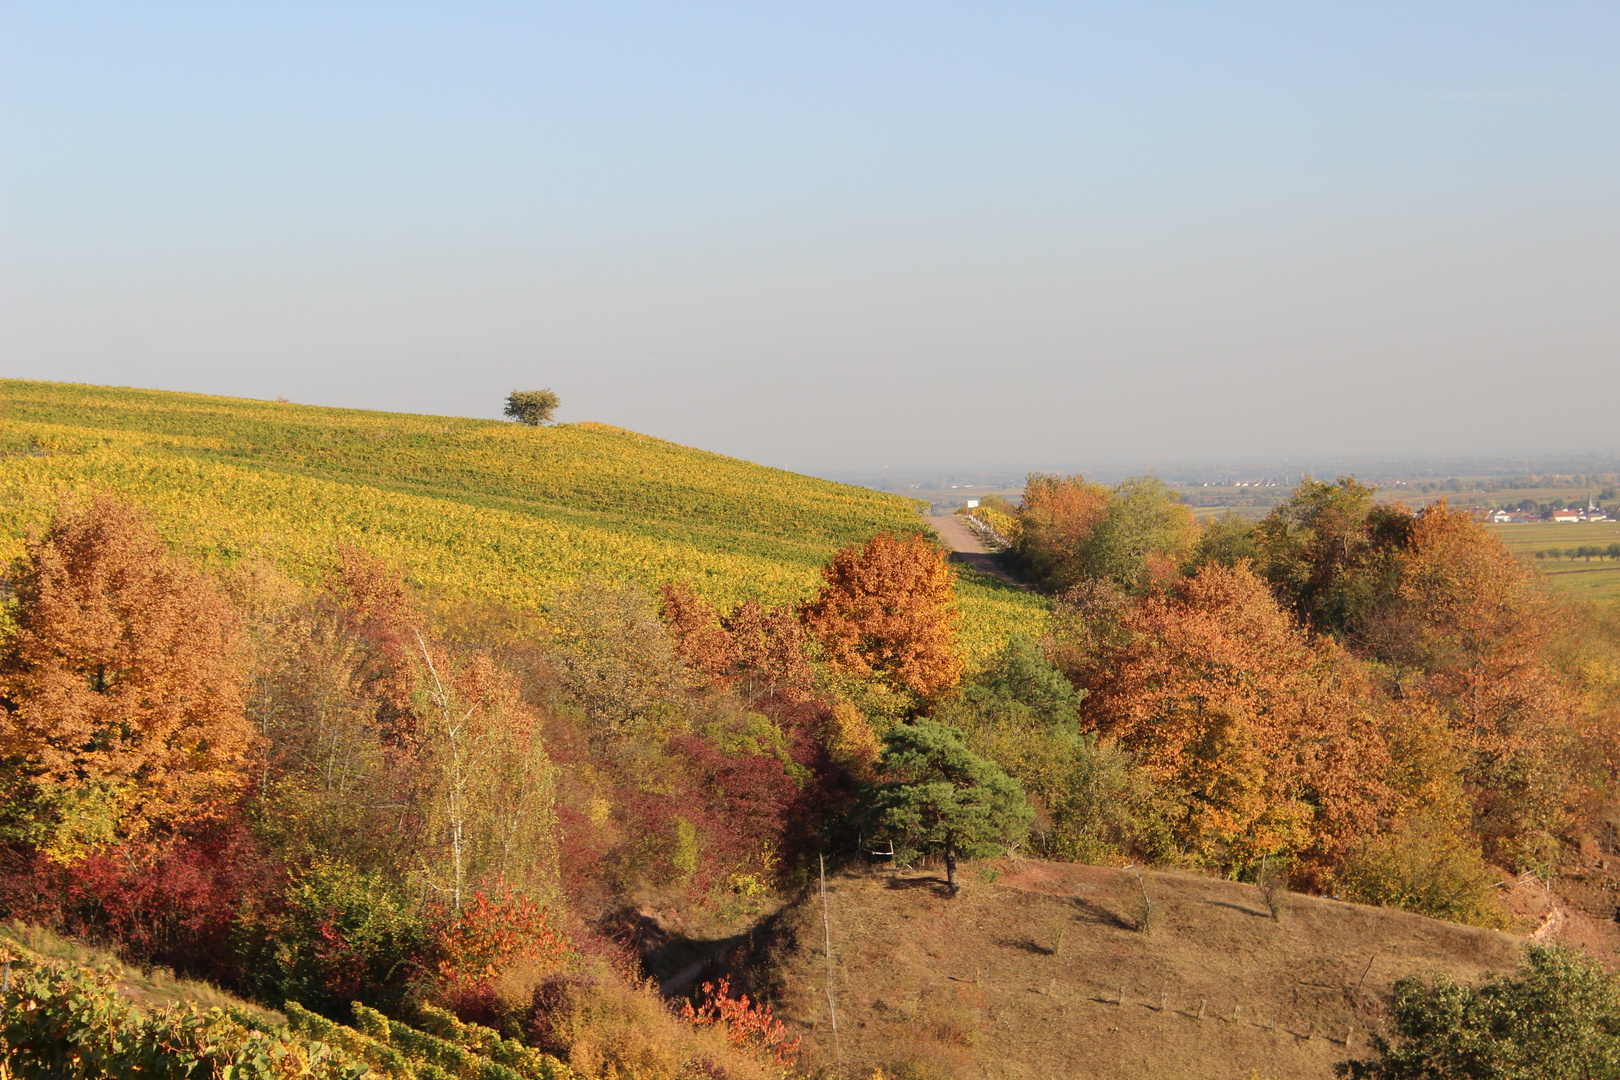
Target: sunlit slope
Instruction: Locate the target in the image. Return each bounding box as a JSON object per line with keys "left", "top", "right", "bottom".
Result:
{"left": 0, "top": 380, "right": 1045, "bottom": 664}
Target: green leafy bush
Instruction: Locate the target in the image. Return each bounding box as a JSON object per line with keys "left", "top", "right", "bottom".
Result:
{"left": 1338, "top": 945, "right": 1620, "bottom": 1079}
{"left": 246, "top": 858, "right": 431, "bottom": 1017}
{"left": 1334, "top": 816, "right": 1508, "bottom": 927}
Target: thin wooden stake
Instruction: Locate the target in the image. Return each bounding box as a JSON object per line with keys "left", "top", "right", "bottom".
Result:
{"left": 1232, "top": 1004, "right": 1241, "bottom": 1023}
{"left": 1118, "top": 985, "right": 1126, "bottom": 1007}
{"left": 1159, "top": 991, "right": 1168, "bottom": 1012}
{"left": 1197, "top": 999, "right": 1207, "bottom": 1020}
{"left": 820, "top": 855, "right": 841, "bottom": 1065}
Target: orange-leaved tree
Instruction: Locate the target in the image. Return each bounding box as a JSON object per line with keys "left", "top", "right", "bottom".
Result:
{"left": 1011, "top": 473, "right": 1113, "bottom": 591}
{"left": 800, "top": 532, "right": 962, "bottom": 702}
{"left": 1060, "top": 562, "right": 1394, "bottom": 878}
{"left": 1369, "top": 501, "right": 1576, "bottom": 860}
{"left": 0, "top": 494, "right": 255, "bottom": 855}
{"left": 659, "top": 583, "right": 812, "bottom": 701}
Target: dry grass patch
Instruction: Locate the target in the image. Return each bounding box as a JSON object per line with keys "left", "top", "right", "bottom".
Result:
{"left": 764, "top": 860, "right": 1524, "bottom": 1080}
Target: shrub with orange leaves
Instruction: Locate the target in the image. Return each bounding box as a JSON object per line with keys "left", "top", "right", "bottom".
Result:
{"left": 1012, "top": 473, "right": 1113, "bottom": 591}
{"left": 680, "top": 975, "right": 802, "bottom": 1067}
{"left": 1374, "top": 501, "right": 1577, "bottom": 858}
{"left": 434, "top": 885, "right": 573, "bottom": 987}
{"left": 800, "top": 532, "right": 962, "bottom": 702}
{"left": 1061, "top": 562, "right": 1394, "bottom": 877}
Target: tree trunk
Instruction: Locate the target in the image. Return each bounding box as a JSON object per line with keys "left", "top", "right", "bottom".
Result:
{"left": 944, "top": 831, "right": 959, "bottom": 894}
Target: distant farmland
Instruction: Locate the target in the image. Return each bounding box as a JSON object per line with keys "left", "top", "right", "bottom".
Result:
{"left": 1488, "top": 520, "right": 1620, "bottom": 603}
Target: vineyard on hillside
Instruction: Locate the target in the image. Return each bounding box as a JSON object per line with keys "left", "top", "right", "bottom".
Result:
{"left": 0, "top": 380, "right": 1046, "bottom": 668}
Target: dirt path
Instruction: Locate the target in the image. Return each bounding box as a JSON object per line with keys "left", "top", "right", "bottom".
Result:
{"left": 923, "top": 514, "right": 1026, "bottom": 588}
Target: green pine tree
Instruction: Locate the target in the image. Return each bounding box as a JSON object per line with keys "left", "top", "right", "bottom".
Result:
{"left": 857, "top": 719, "right": 1032, "bottom": 893}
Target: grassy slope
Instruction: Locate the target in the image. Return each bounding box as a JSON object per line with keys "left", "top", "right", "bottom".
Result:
{"left": 0, "top": 380, "right": 1045, "bottom": 666}
{"left": 765, "top": 861, "right": 1536, "bottom": 1080}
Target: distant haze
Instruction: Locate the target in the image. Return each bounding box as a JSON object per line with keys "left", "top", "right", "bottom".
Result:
{"left": 3, "top": 4, "right": 1617, "bottom": 475}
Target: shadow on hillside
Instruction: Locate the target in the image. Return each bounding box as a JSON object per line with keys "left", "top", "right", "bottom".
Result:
{"left": 884, "top": 875, "right": 955, "bottom": 897}
{"left": 596, "top": 905, "right": 792, "bottom": 1001}
{"left": 1203, "top": 898, "right": 1269, "bottom": 918}
{"left": 1070, "top": 896, "right": 1135, "bottom": 931}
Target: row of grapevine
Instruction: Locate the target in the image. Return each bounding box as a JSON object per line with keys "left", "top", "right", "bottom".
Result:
{"left": 0, "top": 947, "right": 575, "bottom": 1079}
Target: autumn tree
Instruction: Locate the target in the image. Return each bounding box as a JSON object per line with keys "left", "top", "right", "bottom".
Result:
{"left": 237, "top": 549, "right": 558, "bottom": 908}
{"left": 1364, "top": 501, "right": 1574, "bottom": 860}
{"left": 800, "top": 532, "right": 962, "bottom": 703}
{"left": 1011, "top": 474, "right": 1112, "bottom": 590}
{"left": 411, "top": 633, "right": 557, "bottom": 912}
{"left": 0, "top": 495, "right": 254, "bottom": 855}
{"left": 1012, "top": 474, "right": 1196, "bottom": 592}
{"left": 229, "top": 548, "right": 431, "bottom": 875}
{"left": 658, "top": 583, "right": 812, "bottom": 702}
{"left": 856, "top": 720, "right": 1032, "bottom": 893}
{"left": 1056, "top": 562, "right": 1393, "bottom": 878}
{"left": 547, "top": 578, "right": 689, "bottom": 741}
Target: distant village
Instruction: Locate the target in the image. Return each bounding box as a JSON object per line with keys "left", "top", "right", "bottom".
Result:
{"left": 1483, "top": 498, "right": 1614, "bottom": 524}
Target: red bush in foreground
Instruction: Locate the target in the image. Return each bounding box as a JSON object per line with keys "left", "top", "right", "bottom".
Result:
{"left": 680, "top": 976, "right": 801, "bottom": 1066}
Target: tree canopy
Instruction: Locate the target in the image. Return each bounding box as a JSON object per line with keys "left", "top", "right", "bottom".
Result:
{"left": 504, "top": 389, "right": 560, "bottom": 426}
{"left": 0, "top": 495, "right": 255, "bottom": 854}
{"left": 1011, "top": 473, "right": 1195, "bottom": 592}
{"left": 800, "top": 531, "right": 962, "bottom": 703}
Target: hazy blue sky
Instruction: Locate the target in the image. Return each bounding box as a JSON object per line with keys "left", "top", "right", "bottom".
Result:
{"left": 3, "top": 3, "right": 1617, "bottom": 473}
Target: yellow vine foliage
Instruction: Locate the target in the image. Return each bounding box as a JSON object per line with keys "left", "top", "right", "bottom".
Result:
{"left": 0, "top": 381, "right": 1047, "bottom": 675}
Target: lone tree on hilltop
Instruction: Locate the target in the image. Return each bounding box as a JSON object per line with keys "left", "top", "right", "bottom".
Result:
{"left": 855, "top": 719, "right": 1031, "bottom": 894}
{"left": 504, "top": 389, "right": 560, "bottom": 426}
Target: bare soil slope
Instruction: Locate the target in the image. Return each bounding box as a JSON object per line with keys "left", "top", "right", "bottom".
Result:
{"left": 762, "top": 859, "right": 1533, "bottom": 1080}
